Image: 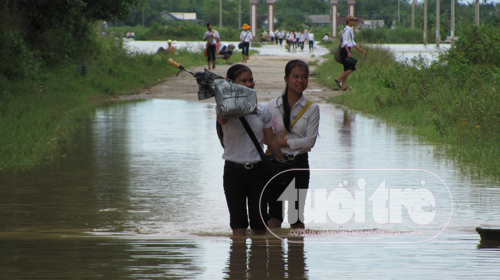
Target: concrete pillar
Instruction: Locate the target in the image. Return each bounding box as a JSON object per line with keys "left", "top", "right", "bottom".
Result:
{"left": 250, "top": 0, "right": 257, "bottom": 37}
{"left": 348, "top": 0, "right": 355, "bottom": 16}
{"left": 331, "top": 0, "right": 338, "bottom": 38}
{"left": 348, "top": 0, "right": 356, "bottom": 34}
{"left": 267, "top": 1, "right": 275, "bottom": 33}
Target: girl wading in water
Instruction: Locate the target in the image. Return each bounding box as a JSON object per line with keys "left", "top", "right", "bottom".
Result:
{"left": 216, "top": 64, "right": 285, "bottom": 236}
{"left": 267, "top": 59, "right": 320, "bottom": 229}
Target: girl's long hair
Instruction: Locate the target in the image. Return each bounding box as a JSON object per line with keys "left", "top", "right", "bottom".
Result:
{"left": 216, "top": 64, "right": 253, "bottom": 148}
{"left": 280, "top": 59, "right": 309, "bottom": 132}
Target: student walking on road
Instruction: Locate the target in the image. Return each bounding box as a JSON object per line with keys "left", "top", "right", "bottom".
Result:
{"left": 240, "top": 24, "right": 253, "bottom": 63}
{"left": 203, "top": 23, "right": 220, "bottom": 70}
{"left": 335, "top": 15, "right": 366, "bottom": 91}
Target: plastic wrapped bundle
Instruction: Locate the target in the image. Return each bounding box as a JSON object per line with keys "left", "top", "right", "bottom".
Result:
{"left": 211, "top": 79, "right": 257, "bottom": 118}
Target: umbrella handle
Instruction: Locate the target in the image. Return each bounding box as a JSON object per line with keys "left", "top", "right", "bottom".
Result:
{"left": 168, "top": 58, "right": 183, "bottom": 69}
{"left": 168, "top": 58, "right": 194, "bottom": 76}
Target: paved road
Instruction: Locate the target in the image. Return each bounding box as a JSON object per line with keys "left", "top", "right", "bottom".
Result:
{"left": 119, "top": 41, "right": 342, "bottom": 104}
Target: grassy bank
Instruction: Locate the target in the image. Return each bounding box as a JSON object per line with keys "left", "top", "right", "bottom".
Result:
{"left": 314, "top": 24, "right": 500, "bottom": 180}
{"left": 0, "top": 36, "right": 250, "bottom": 170}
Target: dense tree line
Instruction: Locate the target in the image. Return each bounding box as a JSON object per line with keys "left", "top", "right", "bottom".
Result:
{"left": 117, "top": 0, "right": 499, "bottom": 30}
{"left": 0, "top": 0, "right": 144, "bottom": 80}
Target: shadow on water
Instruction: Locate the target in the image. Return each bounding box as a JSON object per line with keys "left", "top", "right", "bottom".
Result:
{"left": 1, "top": 99, "right": 500, "bottom": 278}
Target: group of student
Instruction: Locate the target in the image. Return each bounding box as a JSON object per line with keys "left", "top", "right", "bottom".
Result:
{"left": 217, "top": 60, "right": 320, "bottom": 236}
{"left": 269, "top": 29, "right": 316, "bottom": 53}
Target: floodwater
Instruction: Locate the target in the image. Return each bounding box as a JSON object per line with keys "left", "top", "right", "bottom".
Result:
{"left": 1, "top": 99, "right": 500, "bottom": 279}
{"left": 125, "top": 40, "right": 450, "bottom": 62}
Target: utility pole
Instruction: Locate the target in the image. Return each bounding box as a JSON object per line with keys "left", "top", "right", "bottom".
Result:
{"left": 424, "top": 0, "right": 427, "bottom": 44}
{"left": 142, "top": 7, "right": 145, "bottom": 26}
{"left": 436, "top": 0, "right": 440, "bottom": 48}
{"left": 475, "top": 0, "right": 480, "bottom": 26}
{"left": 239, "top": 0, "right": 241, "bottom": 29}
{"left": 411, "top": 0, "right": 415, "bottom": 29}
{"left": 451, "top": 0, "right": 455, "bottom": 47}
{"left": 398, "top": 0, "right": 400, "bottom": 24}
{"left": 220, "top": 0, "right": 222, "bottom": 28}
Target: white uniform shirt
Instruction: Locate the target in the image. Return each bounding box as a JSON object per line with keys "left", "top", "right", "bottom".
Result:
{"left": 341, "top": 26, "right": 356, "bottom": 48}
{"left": 308, "top": 33, "right": 315, "bottom": 41}
{"left": 220, "top": 104, "right": 271, "bottom": 163}
{"left": 267, "top": 95, "right": 320, "bottom": 156}
{"left": 240, "top": 30, "right": 252, "bottom": 42}
{"left": 299, "top": 33, "right": 306, "bottom": 42}
{"left": 203, "top": 30, "right": 220, "bottom": 45}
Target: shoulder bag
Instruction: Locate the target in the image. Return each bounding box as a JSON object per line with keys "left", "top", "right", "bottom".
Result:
{"left": 238, "top": 32, "right": 249, "bottom": 49}
{"left": 334, "top": 29, "right": 346, "bottom": 64}
{"left": 239, "top": 117, "right": 295, "bottom": 179}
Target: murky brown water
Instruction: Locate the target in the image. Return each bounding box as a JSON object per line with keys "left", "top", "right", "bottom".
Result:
{"left": 1, "top": 99, "right": 499, "bottom": 279}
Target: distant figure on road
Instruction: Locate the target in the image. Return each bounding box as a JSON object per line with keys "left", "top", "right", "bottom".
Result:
{"left": 335, "top": 15, "right": 366, "bottom": 91}
{"left": 308, "top": 30, "right": 315, "bottom": 52}
{"left": 240, "top": 24, "right": 253, "bottom": 63}
{"left": 203, "top": 22, "right": 220, "bottom": 70}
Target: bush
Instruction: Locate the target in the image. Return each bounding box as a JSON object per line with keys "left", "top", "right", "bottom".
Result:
{"left": 356, "top": 27, "right": 422, "bottom": 44}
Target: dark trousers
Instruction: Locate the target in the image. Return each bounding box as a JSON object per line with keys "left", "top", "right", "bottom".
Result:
{"left": 241, "top": 42, "right": 250, "bottom": 56}
{"left": 267, "top": 153, "right": 310, "bottom": 224}
{"left": 223, "top": 162, "right": 269, "bottom": 230}
{"left": 207, "top": 44, "right": 216, "bottom": 62}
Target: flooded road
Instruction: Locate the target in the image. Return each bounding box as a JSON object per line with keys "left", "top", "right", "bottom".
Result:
{"left": 1, "top": 98, "right": 500, "bottom": 279}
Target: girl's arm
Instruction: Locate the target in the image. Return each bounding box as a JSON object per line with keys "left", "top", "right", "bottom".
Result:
{"left": 264, "top": 127, "right": 285, "bottom": 161}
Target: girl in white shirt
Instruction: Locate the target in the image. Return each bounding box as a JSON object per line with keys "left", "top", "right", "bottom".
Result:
{"left": 266, "top": 60, "right": 320, "bottom": 229}
{"left": 217, "top": 64, "right": 284, "bottom": 236}
{"left": 335, "top": 15, "right": 366, "bottom": 91}
{"left": 240, "top": 24, "right": 253, "bottom": 63}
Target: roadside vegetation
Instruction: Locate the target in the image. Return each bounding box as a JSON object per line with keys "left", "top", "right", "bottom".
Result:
{"left": 315, "top": 23, "right": 500, "bottom": 179}
{"left": 0, "top": 35, "right": 215, "bottom": 170}
{"left": 1, "top": 0, "right": 499, "bottom": 175}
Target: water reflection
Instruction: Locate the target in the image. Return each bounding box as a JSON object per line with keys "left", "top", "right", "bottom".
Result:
{"left": 224, "top": 238, "right": 307, "bottom": 279}
{"left": 1, "top": 99, "right": 500, "bottom": 278}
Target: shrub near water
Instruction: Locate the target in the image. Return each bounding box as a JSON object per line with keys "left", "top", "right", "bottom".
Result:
{"left": 317, "top": 24, "right": 500, "bottom": 179}
{"left": 0, "top": 35, "right": 208, "bottom": 170}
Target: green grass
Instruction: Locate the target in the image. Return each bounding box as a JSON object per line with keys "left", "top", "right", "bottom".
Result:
{"left": 314, "top": 24, "right": 500, "bottom": 180}
{"left": 0, "top": 38, "right": 209, "bottom": 170}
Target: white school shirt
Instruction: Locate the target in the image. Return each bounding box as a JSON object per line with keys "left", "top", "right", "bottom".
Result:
{"left": 341, "top": 26, "right": 356, "bottom": 48}
{"left": 299, "top": 33, "right": 306, "bottom": 42}
{"left": 267, "top": 95, "right": 320, "bottom": 156}
{"left": 269, "top": 30, "right": 275, "bottom": 37}
{"left": 278, "top": 31, "right": 284, "bottom": 39}
{"left": 203, "top": 30, "right": 220, "bottom": 45}
{"left": 240, "top": 31, "right": 252, "bottom": 42}
{"left": 308, "top": 33, "right": 314, "bottom": 41}
{"left": 220, "top": 104, "right": 271, "bottom": 164}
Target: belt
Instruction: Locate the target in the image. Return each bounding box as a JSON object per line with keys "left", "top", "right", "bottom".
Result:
{"left": 225, "top": 160, "right": 263, "bottom": 170}
{"left": 283, "top": 153, "right": 307, "bottom": 162}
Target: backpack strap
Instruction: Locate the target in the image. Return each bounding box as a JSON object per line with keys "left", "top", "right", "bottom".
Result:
{"left": 280, "top": 100, "right": 314, "bottom": 139}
